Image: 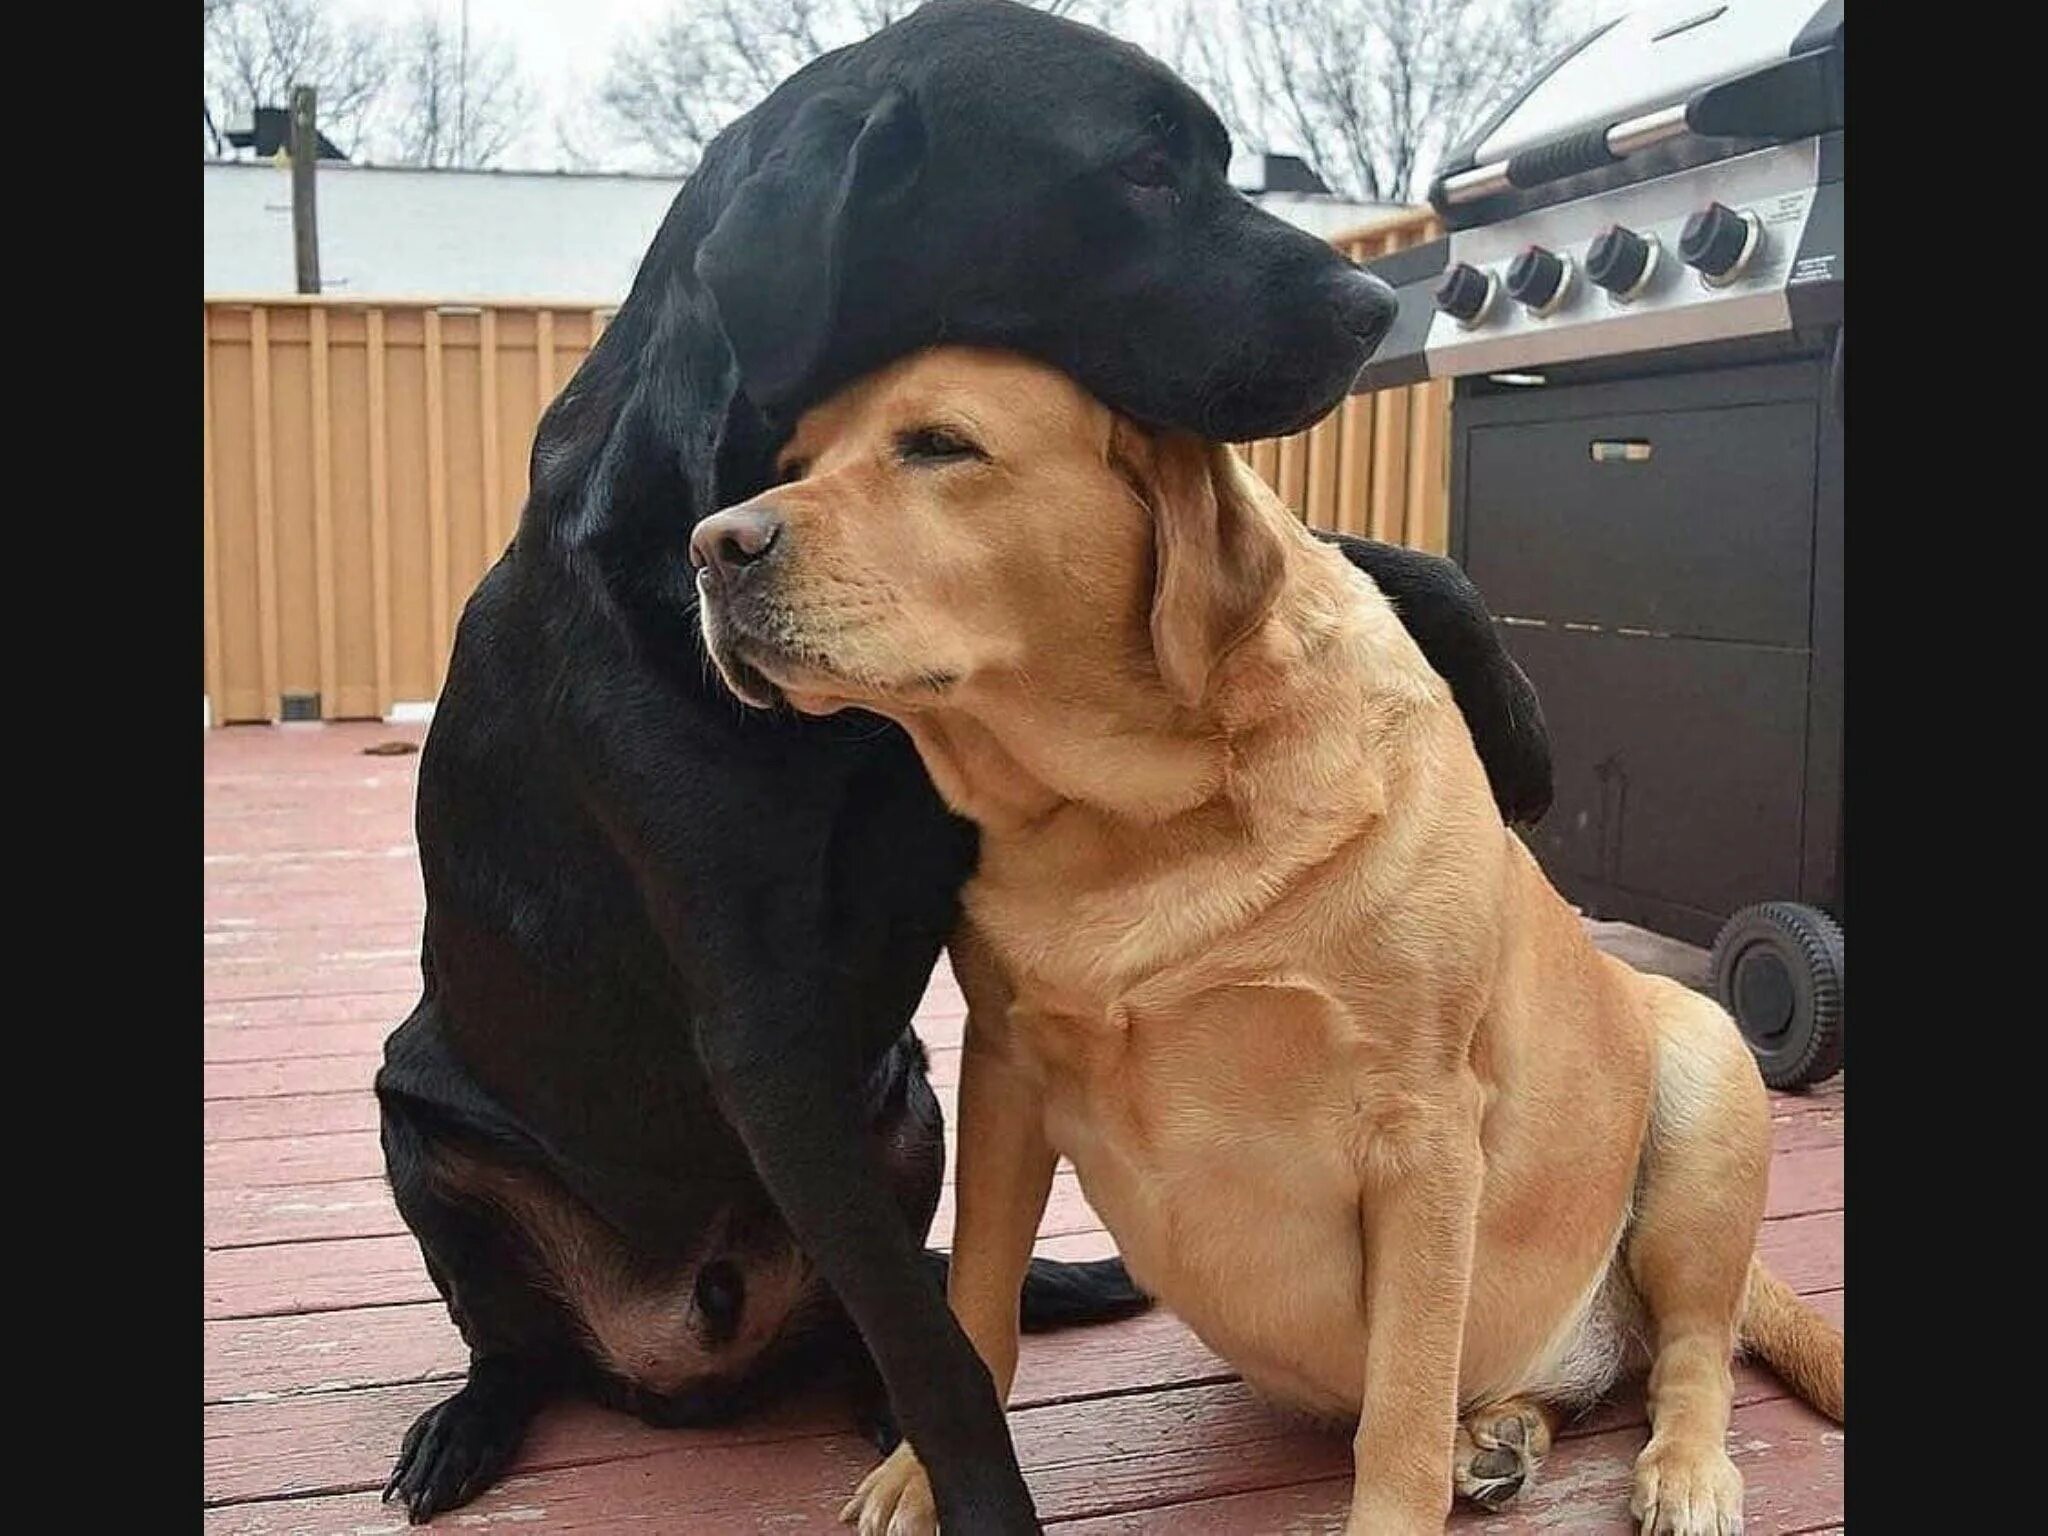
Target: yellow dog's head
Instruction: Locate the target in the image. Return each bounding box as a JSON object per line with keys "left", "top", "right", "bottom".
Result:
{"left": 692, "top": 345, "right": 1291, "bottom": 724}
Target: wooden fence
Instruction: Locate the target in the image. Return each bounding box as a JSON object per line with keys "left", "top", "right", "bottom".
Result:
{"left": 201, "top": 208, "right": 1445, "bottom": 725}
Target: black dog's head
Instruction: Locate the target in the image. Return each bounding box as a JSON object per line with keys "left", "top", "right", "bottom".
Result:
{"left": 693, "top": 0, "right": 1395, "bottom": 444}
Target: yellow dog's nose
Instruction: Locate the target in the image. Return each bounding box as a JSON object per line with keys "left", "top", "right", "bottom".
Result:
{"left": 690, "top": 505, "right": 785, "bottom": 585}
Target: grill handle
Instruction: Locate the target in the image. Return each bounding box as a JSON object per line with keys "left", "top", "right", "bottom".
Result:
{"left": 1505, "top": 127, "right": 1622, "bottom": 190}
{"left": 1437, "top": 45, "right": 1844, "bottom": 210}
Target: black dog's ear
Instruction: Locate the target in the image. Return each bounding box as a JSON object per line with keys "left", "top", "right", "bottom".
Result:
{"left": 695, "top": 86, "right": 926, "bottom": 408}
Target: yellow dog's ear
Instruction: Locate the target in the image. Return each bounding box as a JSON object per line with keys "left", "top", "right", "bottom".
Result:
{"left": 1114, "top": 425, "right": 1288, "bottom": 708}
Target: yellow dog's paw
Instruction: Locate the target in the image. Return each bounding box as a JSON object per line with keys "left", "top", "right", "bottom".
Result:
{"left": 1631, "top": 1435, "right": 1745, "bottom": 1536}
{"left": 1341, "top": 1504, "right": 1446, "bottom": 1536}
{"left": 1454, "top": 1398, "right": 1554, "bottom": 1512}
{"left": 840, "top": 1442, "right": 939, "bottom": 1536}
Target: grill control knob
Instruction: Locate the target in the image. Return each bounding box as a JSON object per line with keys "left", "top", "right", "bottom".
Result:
{"left": 1434, "top": 262, "right": 1498, "bottom": 327}
{"left": 1679, "top": 202, "right": 1763, "bottom": 284}
{"left": 1586, "top": 224, "right": 1660, "bottom": 301}
{"left": 1505, "top": 245, "right": 1573, "bottom": 316}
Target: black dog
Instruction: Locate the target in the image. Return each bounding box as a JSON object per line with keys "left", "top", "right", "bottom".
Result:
{"left": 375, "top": 1, "right": 1553, "bottom": 1527}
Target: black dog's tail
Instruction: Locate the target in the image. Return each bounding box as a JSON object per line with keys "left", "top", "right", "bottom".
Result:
{"left": 919, "top": 1250, "right": 1151, "bottom": 1331}
{"left": 1018, "top": 1254, "right": 1152, "bottom": 1331}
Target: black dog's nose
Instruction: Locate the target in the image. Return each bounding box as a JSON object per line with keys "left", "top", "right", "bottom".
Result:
{"left": 690, "top": 506, "right": 784, "bottom": 580}
{"left": 1330, "top": 265, "right": 1399, "bottom": 356}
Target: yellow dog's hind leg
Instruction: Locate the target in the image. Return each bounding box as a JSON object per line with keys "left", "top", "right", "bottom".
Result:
{"left": 1625, "top": 981, "right": 1772, "bottom": 1536}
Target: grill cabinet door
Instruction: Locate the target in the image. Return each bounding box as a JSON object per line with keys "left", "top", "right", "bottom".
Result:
{"left": 1454, "top": 376, "right": 1821, "bottom": 945}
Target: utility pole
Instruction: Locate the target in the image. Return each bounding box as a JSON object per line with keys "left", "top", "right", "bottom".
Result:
{"left": 457, "top": 0, "right": 470, "bottom": 165}
{"left": 289, "top": 84, "right": 321, "bottom": 295}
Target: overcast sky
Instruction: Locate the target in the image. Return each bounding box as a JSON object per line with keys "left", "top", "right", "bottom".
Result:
{"left": 319, "top": 0, "right": 1633, "bottom": 173}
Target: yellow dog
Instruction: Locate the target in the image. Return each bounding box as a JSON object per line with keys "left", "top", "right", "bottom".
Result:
{"left": 692, "top": 347, "right": 1843, "bottom": 1535}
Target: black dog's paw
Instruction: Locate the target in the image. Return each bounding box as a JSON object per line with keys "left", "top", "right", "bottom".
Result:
{"left": 382, "top": 1386, "right": 527, "bottom": 1523}
{"left": 1475, "top": 653, "right": 1554, "bottom": 830}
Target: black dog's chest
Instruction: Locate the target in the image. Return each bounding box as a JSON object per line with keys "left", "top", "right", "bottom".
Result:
{"left": 417, "top": 616, "right": 968, "bottom": 1151}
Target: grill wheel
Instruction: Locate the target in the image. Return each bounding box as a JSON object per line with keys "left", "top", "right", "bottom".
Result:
{"left": 1709, "top": 901, "right": 1845, "bottom": 1090}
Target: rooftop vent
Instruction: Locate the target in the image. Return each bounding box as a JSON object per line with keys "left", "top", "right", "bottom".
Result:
{"left": 226, "top": 106, "right": 348, "bottom": 161}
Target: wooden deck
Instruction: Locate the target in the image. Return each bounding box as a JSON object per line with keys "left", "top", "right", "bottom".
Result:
{"left": 204, "top": 721, "right": 1843, "bottom": 1534}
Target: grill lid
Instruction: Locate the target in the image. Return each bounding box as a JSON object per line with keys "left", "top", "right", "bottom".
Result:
{"left": 1433, "top": 0, "right": 1843, "bottom": 227}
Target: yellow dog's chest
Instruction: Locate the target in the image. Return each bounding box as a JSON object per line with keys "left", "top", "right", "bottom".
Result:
{"left": 1008, "top": 976, "right": 1383, "bottom": 1414}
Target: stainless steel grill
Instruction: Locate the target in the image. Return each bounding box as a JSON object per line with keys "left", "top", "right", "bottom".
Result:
{"left": 1355, "top": 0, "right": 1846, "bottom": 1084}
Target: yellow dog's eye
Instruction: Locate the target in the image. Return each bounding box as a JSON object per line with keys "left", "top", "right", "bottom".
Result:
{"left": 896, "top": 427, "right": 987, "bottom": 466}
{"left": 778, "top": 458, "right": 809, "bottom": 484}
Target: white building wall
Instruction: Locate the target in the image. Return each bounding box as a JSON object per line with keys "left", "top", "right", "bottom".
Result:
{"left": 205, "top": 160, "right": 1405, "bottom": 302}
{"left": 204, "top": 161, "right": 683, "bottom": 301}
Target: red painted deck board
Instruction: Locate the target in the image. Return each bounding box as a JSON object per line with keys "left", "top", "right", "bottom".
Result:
{"left": 202, "top": 1163, "right": 1109, "bottom": 1251}
{"left": 205, "top": 722, "right": 1844, "bottom": 1531}
{"left": 206, "top": 1091, "right": 382, "bottom": 1142}
{"left": 1052, "top": 1396, "right": 1843, "bottom": 1534}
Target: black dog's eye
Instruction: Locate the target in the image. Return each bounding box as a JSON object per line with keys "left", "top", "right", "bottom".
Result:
{"left": 896, "top": 426, "right": 987, "bottom": 466}
{"left": 777, "top": 458, "right": 809, "bottom": 484}
{"left": 1117, "top": 144, "right": 1174, "bottom": 189}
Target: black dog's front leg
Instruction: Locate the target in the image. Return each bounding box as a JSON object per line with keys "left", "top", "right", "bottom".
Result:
{"left": 693, "top": 984, "right": 1037, "bottom": 1533}
{"left": 1317, "top": 532, "right": 1555, "bottom": 826}
{"left": 571, "top": 651, "right": 1037, "bottom": 1531}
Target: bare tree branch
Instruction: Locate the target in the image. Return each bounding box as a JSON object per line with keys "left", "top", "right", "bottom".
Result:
{"left": 386, "top": 7, "right": 535, "bottom": 169}
{"left": 593, "top": 0, "right": 1126, "bottom": 173}
{"left": 204, "top": 0, "right": 1560, "bottom": 189}
{"left": 204, "top": 0, "right": 535, "bottom": 169}
{"left": 203, "top": 0, "right": 390, "bottom": 158}
{"left": 1171, "top": 0, "right": 1578, "bottom": 203}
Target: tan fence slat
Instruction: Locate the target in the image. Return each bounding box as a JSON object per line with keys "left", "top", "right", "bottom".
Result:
{"left": 211, "top": 312, "right": 265, "bottom": 721}
{"left": 424, "top": 309, "right": 450, "bottom": 677}
{"left": 268, "top": 311, "right": 319, "bottom": 706}
{"left": 480, "top": 310, "right": 502, "bottom": 557}
{"left": 1276, "top": 431, "right": 1308, "bottom": 512}
{"left": 438, "top": 311, "right": 487, "bottom": 634}
{"left": 501, "top": 309, "right": 538, "bottom": 551}
{"left": 535, "top": 309, "right": 555, "bottom": 425}
{"left": 1407, "top": 377, "right": 1451, "bottom": 554}
{"left": 249, "top": 307, "right": 282, "bottom": 721}
{"left": 385, "top": 312, "right": 435, "bottom": 703}
{"left": 366, "top": 309, "right": 393, "bottom": 718}
{"left": 1306, "top": 410, "right": 1340, "bottom": 529}
{"left": 324, "top": 312, "right": 378, "bottom": 718}
{"left": 203, "top": 310, "right": 226, "bottom": 721}
{"left": 1249, "top": 436, "right": 1279, "bottom": 490}
{"left": 1384, "top": 385, "right": 1417, "bottom": 548}
{"left": 1335, "top": 392, "right": 1374, "bottom": 539}
{"left": 310, "top": 308, "right": 339, "bottom": 715}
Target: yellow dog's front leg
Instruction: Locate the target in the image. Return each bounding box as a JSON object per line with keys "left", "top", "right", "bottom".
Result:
{"left": 1346, "top": 1077, "right": 1486, "bottom": 1536}
{"left": 841, "top": 925, "right": 1056, "bottom": 1536}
